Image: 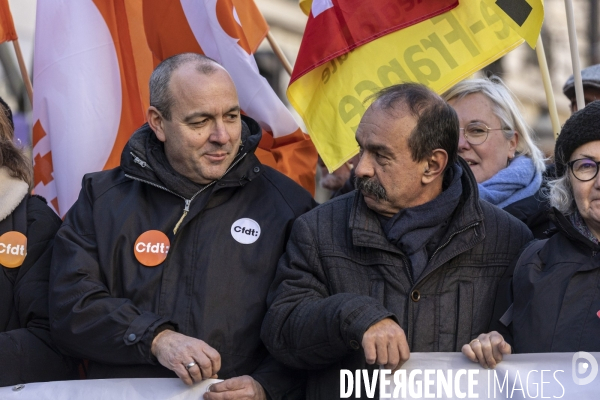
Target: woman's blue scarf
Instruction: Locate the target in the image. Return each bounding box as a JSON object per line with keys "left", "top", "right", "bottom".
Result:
{"left": 478, "top": 155, "right": 542, "bottom": 209}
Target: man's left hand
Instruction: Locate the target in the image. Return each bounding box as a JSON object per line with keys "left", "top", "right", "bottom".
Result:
{"left": 204, "top": 376, "right": 267, "bottom": 400}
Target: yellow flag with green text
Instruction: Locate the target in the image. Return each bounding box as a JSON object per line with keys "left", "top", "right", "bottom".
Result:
{"left": 289, "top": 0, "right": 526, "bottom": 171}
{"left": 482, "top": 0, "right": 543, "bottom": 48}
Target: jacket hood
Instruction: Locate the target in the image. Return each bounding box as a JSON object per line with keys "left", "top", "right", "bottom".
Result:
{"left": 120, "top": 115, "right": 263, "bottom": 199}
{"left": 0, "top": 166, "right": 29, "bottom": 221}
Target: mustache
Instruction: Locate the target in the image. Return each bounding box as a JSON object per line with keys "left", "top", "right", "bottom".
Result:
{"left": 355, "top": 176, "right": 388, "bottom": 202}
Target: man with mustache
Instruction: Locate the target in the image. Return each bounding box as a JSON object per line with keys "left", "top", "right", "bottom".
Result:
{"left": 262, "top": 83, "right": 532, "bottom": 399}
{"left": 49, "top": 53, "right": 314, "bottom": 399}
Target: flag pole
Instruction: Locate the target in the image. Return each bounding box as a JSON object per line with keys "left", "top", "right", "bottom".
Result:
{"left": 266, "top": 31, "right": 293, "bottom": 76}
{"left": 564, "top": 0, "right": 585, "bottom": 111}
{"left": 12, "top": 39, "right": 33, "bottom": 106}
{"left": 535, "top": 35, "right": 561, "bottom": 139}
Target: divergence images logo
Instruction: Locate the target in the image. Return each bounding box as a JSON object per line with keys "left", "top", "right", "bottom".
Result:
{"left": 572, "top": 352, "right": 598, "bottom": 386}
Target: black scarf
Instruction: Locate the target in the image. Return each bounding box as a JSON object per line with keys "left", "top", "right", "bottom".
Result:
{"left": 382, "top": 163, "right": 463, "bottom": 280}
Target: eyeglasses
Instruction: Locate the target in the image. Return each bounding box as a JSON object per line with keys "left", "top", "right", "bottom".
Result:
{"left": 459, "top": 122, "right": 510, "bottom": 145}
{"left": 567, "top": 158, "right": 600, "bottom": 181}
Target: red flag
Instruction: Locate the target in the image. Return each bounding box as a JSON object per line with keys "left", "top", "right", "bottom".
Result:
{"left": 292, "top": 0, "right": 458, "bottom": 83}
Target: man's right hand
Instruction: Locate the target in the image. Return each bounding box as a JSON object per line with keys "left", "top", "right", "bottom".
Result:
{"left": 462, "top": 331, "right": 511, "bottom": 369}
{"left": 361, "top": 318, "right": 410, "bottom": 370}
{"left": 151, "top": 330, "right": 221, "bottom": 385}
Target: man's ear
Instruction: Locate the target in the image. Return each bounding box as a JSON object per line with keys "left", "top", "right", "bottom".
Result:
{"left": 422, "top": 149, "right": 448, "bottom": 184}
{"left": 147, "top": 106, "right": 166, "bottom": 143}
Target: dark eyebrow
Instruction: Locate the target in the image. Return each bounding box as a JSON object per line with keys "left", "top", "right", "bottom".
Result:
{"left": 355, "top": 136, "right": 393, "bottom": 155}
{"left": 183, "top": 106, "right": 240, "bottom": 123}
{"left": 364, "top": 142, "right": 393, "bottom": 156}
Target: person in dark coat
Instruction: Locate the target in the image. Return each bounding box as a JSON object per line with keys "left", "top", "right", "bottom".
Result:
{"left": 0, "top": 100, "right": 78, "bottom": 386}
{"left": 49, "top": 54, "right": 314, "bottom": 399}
{"left": 261, "top": 83, "right": 532, "bottom": 399}
{"left": 462, "top": 101, "right": 600, "bottom": 368}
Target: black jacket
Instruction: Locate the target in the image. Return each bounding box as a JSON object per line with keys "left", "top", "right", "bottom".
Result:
{"left": 49, "top": 117, "right": 314, "bottom": 399}
{"left": 0, "top": 194, "right": 78, "bottom": 386}
{"left": 261, "top": 159, "right": 533, "bottom": 399}
{"left": 491, "top": 209, "right": 600, "bottom": 353}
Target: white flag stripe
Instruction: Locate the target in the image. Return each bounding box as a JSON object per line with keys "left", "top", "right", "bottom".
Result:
{"left": 312, "top": 0, "right": 334, "bottom": 17}
{"left": 180, "top": 0, "right": 300, "bottom": 138}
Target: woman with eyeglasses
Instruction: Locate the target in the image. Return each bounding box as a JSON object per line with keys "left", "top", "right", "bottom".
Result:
{"left": 461, "top": 101, "right": 600, "bottom": 368}
{"left": 442, "top": 76, "right": 549, "bottom": 237}
{"left": 0, "top": 98, "right": 78, "bottom": 385}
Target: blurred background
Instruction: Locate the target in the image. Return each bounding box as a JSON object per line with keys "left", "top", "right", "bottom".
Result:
{"left": 3, "top": 0, "right": 599, "bottom": 201}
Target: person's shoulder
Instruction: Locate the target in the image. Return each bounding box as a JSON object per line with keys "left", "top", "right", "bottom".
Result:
{"left": 26, "top": 195, "right": 62, "bottom": 237}
{"left": 298, "top": 190, "right": 355, "bottom": 224}
{"left": 80, "top": 167, "right": 131, "bottom": 200}
{"left": 260, "top": 166, "right": 316, "bottom": 214}
{"left": 479, "top": 199, "right": 533, "bottom": 238}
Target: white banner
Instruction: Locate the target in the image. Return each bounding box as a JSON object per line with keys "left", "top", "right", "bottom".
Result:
{"left": 1, "top": 352, "right": 599, "bottom": 399}
{"left": 0, "top": 378, "right": 221, "bottom": 399}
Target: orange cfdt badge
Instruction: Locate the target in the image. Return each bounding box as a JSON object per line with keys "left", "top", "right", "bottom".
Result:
{"left": 0, "top": 231, "right": 27, "bottom": 268}
{"left": 134, "top": 230, "right": 170, "bottom": 267}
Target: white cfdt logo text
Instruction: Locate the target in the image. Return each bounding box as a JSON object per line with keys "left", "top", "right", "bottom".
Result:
{"left": 231, "top": 218, "right": 261, "bottom": 244}
{"left": 572, "top": 351, "right": 598, "bottom": 385}
{"left": 134, "top": 230, "right": 170, "bottom": 267}
{"left": 0, "top": 231, "right": 27, "bottom": 268}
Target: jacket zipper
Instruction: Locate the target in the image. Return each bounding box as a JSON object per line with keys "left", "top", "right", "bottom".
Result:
{"left": 125, "top": 151, "right": 248, "bottom": 234}
{"left": 132, "top": 153, "right": 151, "bottom": 170}
{"left": 402, "top": 256, "right": 414, "bottom": 285}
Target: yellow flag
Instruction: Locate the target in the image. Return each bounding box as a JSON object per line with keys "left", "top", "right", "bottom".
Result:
{"left": 288, "top": 0, "right": 525, "bottom": 171}
{"left": 299, "top": 0, "right": 311, "bottom": 16}
{"left": 482, "top": 0, "right": 543, "bottom": 48}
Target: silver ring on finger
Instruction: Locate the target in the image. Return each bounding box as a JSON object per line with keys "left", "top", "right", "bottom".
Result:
{"left": 185, "top": 361, "right": 196, "bottom": 370}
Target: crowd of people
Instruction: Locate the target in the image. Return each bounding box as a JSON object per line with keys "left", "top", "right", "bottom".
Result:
{"left": 1, "top": 53, "right": 600, "bottom": 399}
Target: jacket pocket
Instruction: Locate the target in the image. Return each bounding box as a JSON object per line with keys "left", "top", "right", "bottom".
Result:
{"left": 454, "top": 281, "right": 474, "bottom": 351}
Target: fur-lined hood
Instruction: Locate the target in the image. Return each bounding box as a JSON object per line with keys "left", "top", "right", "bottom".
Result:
{"left": 0, "top": 166, "right": 29, "bottom": 221}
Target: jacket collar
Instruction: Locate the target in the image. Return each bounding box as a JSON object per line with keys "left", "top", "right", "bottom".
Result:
{"left": 550, "top": 208, "right": 600, "bottom": 255}
{"left": 0, "top": 166, "right": 29, "bottom": 221}
{"left": 120, "top": 115, "right": 264, "bottom": 199}
{"left": 349, "top": 158, "right": 485, "bottom": 277}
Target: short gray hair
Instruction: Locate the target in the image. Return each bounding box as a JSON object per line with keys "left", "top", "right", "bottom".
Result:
{"left": 149, "top": 53, "right": 220, "bottom": 120}
{"left": 367, "top": 83, "right": 459, "bottom": 169}
{"left": 442, "top": 75, "right": 546, "bottom": 174}
{"left": 546, "top": 174, "right": 576, "bottom": 215}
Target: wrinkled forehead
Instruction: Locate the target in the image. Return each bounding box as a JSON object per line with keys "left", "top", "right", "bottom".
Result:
{"left": 170, "top": 67, "right": 238, "bottom": 107}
